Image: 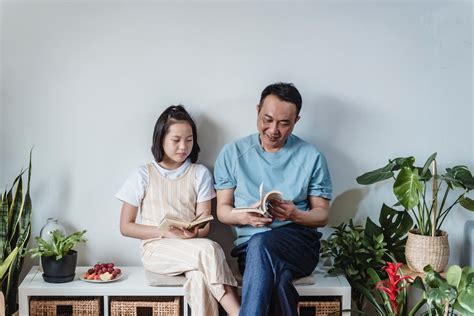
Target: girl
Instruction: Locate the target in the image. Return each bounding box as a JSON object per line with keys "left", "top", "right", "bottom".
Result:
{"left": 116, "top": 105, "right": 240, "bottom": 316}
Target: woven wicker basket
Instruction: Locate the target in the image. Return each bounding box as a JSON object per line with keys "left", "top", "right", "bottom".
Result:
{"left": 29, "top": 296, "right": 101, "bottom": 315}
{"left": 110, "top": 296, "right": 180, "bottom": 316}
{"left": 405, "top": 229, "right": 449, "bottom": 273}
{"left": 297, "top": 297, "right": 340, "bottom": 316}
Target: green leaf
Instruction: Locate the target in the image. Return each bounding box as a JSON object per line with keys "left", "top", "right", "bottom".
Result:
{"left": 458, "top": 284, "right": 474, "bottom": 313}
{"left": 1, "top": 151, "right": 33, "bottom": 315}
{"left": 357, "top": 163, "right": 395, "bottom": 185}
{"left": 393, "top": 167, "right": 423, "bottom": 210}
{"left": 29, "top": 229, "right": 87, "bottom": 259}
{"left": 453, "top": 301, "right": 473, "bottom": 315}
{"left": 353, "top": 282, "right": 386, "bottom": 315}
{"left": 408, "top": 298, "right": 427, "bottom": 316}
{"left": 420, "top": 153, "right": 437, "bottom": 178}
{"left": 411, "top": 276, "right": 425, "bottom": 291}
{"left": 446, "top": 265, "right": 462, "bottom": 288}
{"left": 391, "top": 157, "right": 416, "bottom": 169}
{"left": 377, "top": 204, "right": 413, "bottom": 262}
{"left": 0, "top": 247, "right": 19, "bottom": 279}
{"left": 460, "top": 196, "right": 474, "bottom": 211}
{"left": 444, "top": 165, "right": 474, "bottom": 190}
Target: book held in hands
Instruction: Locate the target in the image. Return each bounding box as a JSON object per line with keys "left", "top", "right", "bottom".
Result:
{"left": 157, "top": 214, "right": 214, "bottom": 233}
{"left": 232, "top": 183, "right": 283, "bottom": 218}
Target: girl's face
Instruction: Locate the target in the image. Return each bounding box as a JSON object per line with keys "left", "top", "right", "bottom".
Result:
{"left": 161, "top": 121, "right": 193, "bottom": 168}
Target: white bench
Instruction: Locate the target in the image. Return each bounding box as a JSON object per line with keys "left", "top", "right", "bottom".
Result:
{"left": 19, "top": 266, "right": 351, "bottom": 315}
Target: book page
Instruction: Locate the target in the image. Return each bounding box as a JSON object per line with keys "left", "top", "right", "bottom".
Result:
{"left": 189, "top": 215, "right": 214, "bottom": 229}
{"left": 262, "top": 191, "right": 283, "bottom": 214}
{"left": 157, "top": 218, "right": 190, "bottom": 233}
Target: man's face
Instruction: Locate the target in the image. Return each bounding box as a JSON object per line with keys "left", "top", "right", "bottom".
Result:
{"left": 257, "top": 94, "right": 300, "bottom": 152}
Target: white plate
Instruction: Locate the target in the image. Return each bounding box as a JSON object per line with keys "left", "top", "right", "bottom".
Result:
{"left": 79, "top": 272, "right": 123, "bottom": 283}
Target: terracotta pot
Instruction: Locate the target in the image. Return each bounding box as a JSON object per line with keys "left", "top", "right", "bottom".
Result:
{"left": 405, "top": 229, "right": 449, "bottom": 272}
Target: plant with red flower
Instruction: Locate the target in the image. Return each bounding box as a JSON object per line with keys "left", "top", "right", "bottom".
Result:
{"left": 375, "top": 262, "right": 412, "bottom": 315}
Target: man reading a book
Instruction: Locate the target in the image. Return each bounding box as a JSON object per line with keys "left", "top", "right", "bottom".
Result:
{"left": 214, "top": 82, "right": 332, "bottom": 316}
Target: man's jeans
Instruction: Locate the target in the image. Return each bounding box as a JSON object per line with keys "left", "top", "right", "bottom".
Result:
{"left": 231, "top": 224, "right": 322, "bottom": 316}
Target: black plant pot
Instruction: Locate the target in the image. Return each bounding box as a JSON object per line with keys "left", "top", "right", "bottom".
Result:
{"left": 41, "top": 250, "right": 77, "bottom": 283}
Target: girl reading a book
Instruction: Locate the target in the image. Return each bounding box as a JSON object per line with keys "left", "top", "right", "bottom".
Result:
{"left": 116, "top": 105, "right": 240, "bottom": 316}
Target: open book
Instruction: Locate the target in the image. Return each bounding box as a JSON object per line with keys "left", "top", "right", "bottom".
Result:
{"left": 232, "top": 183, "right": 283, "bottom": 218}
{"left": 157, "top": 214, "right": 214, "bottom": 233}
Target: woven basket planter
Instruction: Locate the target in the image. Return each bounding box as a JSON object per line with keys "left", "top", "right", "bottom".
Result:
{"left": 405, "top": 229, "right": 449, "bottom": 272}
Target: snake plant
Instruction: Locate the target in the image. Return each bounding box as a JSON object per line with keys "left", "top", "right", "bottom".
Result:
{"left": 0, "top": 152, "right": 32, "bottom": 315}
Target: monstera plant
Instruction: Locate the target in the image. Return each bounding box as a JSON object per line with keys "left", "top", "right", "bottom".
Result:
{"left": 357, "top": 153, "right": 474, "bottom": 236}
{"left": 357, "top": 153, "right": 474, "bottom": 272}
{"left": 0, "top": 152, "right": 32, "bottom": 315}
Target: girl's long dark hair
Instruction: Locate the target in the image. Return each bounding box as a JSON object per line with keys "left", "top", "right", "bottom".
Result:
{"left": 151, "top": 105, "right": 200, "bottom": 163}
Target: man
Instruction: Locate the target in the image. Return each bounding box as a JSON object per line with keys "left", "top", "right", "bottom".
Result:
{"left": 214, "top": 82, "right": 332, "bottom": 315}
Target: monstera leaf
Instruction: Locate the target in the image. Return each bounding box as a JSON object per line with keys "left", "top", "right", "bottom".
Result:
{"left": 393, "top": 167, "right": 423, "bottom": 210}
{"left": 364, "top": 204, "right": 413, "bottom": 262}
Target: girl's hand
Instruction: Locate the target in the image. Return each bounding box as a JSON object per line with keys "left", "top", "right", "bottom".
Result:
{"left": 164, "top": 226, "right": 199, "bottom": 239}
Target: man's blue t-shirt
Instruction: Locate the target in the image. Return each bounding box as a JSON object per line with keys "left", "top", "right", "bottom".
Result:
{"left": 214, "top": 133, "right": 332, "bottom": 246}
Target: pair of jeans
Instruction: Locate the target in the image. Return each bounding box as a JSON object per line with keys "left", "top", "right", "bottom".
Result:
{"left": 231, "top": 224, "right": 322, "bottom": 316}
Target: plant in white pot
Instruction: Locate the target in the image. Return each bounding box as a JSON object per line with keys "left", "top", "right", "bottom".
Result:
{"left": 357, "top": 153, "right": 474, "bottom": 272}
{"left": 29, "top": 230, "right": 86, "bottom": 283}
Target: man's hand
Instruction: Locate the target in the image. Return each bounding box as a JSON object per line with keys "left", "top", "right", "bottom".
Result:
{"left": 234, "top": 212, "right": 273, "bottom": 227}
{"left": 270, "top": 200, "right": 299, "bottom": 221}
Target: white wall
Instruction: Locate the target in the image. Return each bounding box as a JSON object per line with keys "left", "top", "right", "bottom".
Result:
{"left": 1, "top": 0, "right": 472, "bottom": 273}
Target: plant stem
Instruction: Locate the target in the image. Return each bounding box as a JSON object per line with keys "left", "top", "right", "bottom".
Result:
{"left": 411, "top": 209, "right": 420, "bottom": 231}
{"left": 436, "top": 196, "right": 462, "bottom": 231}
{"left": 431, "top": 160, "right": 438, "bottom": 237}
{"left": 438, "top": 185, "right": 450, "bottom": 219}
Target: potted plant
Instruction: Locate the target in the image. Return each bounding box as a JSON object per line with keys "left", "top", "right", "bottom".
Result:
{"left": 409, "top": 264, "right": 474, "bottom": 315}
{"left": 321, "top": 205, "right": 412, "bottom": 309}
{"left": 0, "top": 152, "right": 32, "bottom": 315}
{"left": 357, "top": 153, "right": 474, "bottom": 272}
{"left": 350, "top": 262, "right": 412, "bottom": 316}
{"left": 29, "top": 229, "right": 87, "bottom": 283}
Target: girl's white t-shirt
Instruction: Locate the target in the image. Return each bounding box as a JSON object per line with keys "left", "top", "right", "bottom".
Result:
{"left": 115, "top": 160, "right": 216, "bottom": 207}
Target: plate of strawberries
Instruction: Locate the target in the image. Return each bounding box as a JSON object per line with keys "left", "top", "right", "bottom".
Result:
{"left": 80, "top": 262, "right": 122, "bottom": 283}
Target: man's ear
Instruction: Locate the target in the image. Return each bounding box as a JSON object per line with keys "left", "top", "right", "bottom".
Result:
{"left": 295, "top": 115, "right": 301, "bottom": 124}
{"left": 256, "top": 104, "right": 260, "bottom": 113}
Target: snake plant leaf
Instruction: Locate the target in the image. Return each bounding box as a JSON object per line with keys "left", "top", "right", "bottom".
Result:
{"left": 446, "top": 265, "right": 462, "bottom": 288}
{"left": 393, "top": 167, "right": 423, "bottom": 210}
{"left": 459, "top": 197, "right": 474, "bottom": 211}
{"left": 420, "top": 152, "right": 437, "bottom": 178}
{"left": 0, "top": 247, "right": 19, "bottom": 279}
{"left": 0, "top": 191, "right": 9, "bottom": 262}
{"left": 1, "top": 151, "right": 33, "bottom": 315}
{"left": 356, "top": 162, "right": 395, "bottom": 185}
